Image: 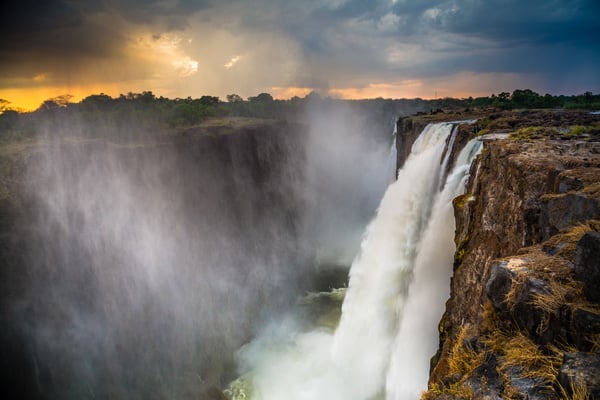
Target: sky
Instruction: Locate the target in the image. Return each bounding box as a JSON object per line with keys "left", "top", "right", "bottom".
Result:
{"left": 1, "top": 0, "right": 599, "bottom": 110}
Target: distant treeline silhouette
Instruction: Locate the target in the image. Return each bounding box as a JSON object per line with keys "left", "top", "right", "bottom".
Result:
{"left": 1, "top": 89, "right": 598, "bottom": 141}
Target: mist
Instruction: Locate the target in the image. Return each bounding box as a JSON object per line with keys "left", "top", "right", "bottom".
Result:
{"left": 300, "top": 99, "right": 396, "bottom": 268}
{"left": 230, "top": 122, "right": 481, "bottom": 400}
{"left": 1, "top": 99, "right": 396, "bottom": 399}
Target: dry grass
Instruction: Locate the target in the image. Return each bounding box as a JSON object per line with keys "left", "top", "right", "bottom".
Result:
{"left": 481, "top": 300, "right": 497, "bottom": 333}
{"left": 563, "top": 223, "right": 594, "bottom": 240}
{"left": 480, "top": 325, "right": 594, "bottom": 399}
{"left": 504, "top": 271, "right": 527, "bottom": 312}
{"left": 542, "top": 224, "right": 593, "bottom": 260}
{"left": 421, "top": 325, "right": 483, "bottom": 399}
{"left": 483, "top": 330, "right": 561, "bottom": 389}
{"left": 569, "top": 381, "right": 591, "bottom": 400}
{"left": 451, "top": 219, "right": 600, "bottom": 400}
{"left": 557, "top": 379, "right": 591, "bottom": 400}
{"left": 582, "top": 182, "right": 600, "bottom": 198}
{"left": 447, "top": 325, "right": 483, "bottom": 377}
{"left": 422, "top": 382, "right": 475, "bottom": 399}
{"left": 502, "top": 333, "right": 561, "bottom": 383}
{"left": 590, "top": 334, "right": 600, "bottom": 353}
{"left": 531, "top": 279, "right": 584, "bottom": 335}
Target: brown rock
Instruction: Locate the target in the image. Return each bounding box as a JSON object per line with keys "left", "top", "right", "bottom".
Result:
{"left": 575, "top": 231, "right": 600, "bottom": 303}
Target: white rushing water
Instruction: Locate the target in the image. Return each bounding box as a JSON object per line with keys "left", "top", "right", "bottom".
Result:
{"left": 385, "top": 135, "right": 482, "bottom": 399}
{"left": 230, "top": 122, "right": 482, "bottom": 400}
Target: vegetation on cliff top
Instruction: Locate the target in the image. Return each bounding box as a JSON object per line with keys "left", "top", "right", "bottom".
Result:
{"left": 1, "top": 88, "right": 599, "bottom": 144}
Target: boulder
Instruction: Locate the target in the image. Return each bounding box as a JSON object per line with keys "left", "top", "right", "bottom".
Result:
{"left": 575, "top": 231, "right": 600, "bottom": 303}
{"left": 504, "top": 365, "right": 559, "bottom": 400}
{"left": 485, "top": 259, "right": 524, "bottom": 313}
{"left": 570, "top": 307, "right": 600, "bottom": 351}
{"left": 485, "top": 256, "right": 565, "bottom": 343}
{"left": 558, "top": 352, "right": 600, "bottom": 399}
{"left": 540, "top": 194, "right": 600, "bottom": 239}
{"left": 510, "top": 276, "right": 562, "bottom": 343}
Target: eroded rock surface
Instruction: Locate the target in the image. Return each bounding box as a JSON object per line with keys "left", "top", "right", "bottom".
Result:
{"left": 421, "top": 110, "right": 600, "bottom": 399}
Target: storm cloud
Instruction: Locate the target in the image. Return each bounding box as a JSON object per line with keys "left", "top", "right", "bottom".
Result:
{"left": 1, "top": 0, "right": 599, "bottom": 108}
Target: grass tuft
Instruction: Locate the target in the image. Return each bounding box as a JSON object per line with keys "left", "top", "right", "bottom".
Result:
{"left": 422, "top": 382, "right": 475, "bottom": 399}
{"left": 447, "top": 325, "right": 483, "bottom": 377}
{"left": 483, "top": 330, "right": 561, "bottom": 389}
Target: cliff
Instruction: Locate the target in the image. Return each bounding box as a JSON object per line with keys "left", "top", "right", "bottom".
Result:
{"left": 0, "top": 118, "right": 310, "bottom": 400}
{"left": 398, "top": 111, "right": 600, "bottom": 399}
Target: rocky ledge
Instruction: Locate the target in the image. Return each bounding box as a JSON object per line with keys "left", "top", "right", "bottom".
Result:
{"left": 398, "top": 110, "right": 600, "bottom": 399}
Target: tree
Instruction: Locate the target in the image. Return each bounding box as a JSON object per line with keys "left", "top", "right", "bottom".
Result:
{"left": 498, "top": 92, "right": 510, "bottom": 101}
{"left": 511, "top": 89, "right": 540, "bottom": 108}
{"left": 0, "top": 109, "right": 18, "bottom": 131}
{"left": 492, "top": 92, "right": 512, "bottom": 109}
{"left": 80, "top": 93, "right": 114, "bottom": 111}
{"left": 0, "top": 99, "right": 10, "bottom": 114}
{"left": 38, "top": 94, "right": 73, "bottom": 111}
{"left": 199, "top": 96, "right": 219, "bottom": 106}
{"left": 226, "top": 94, "right": 243, "bottom": 103}
{"left": 248, "top": 93, "right": 274, "bottom": 102}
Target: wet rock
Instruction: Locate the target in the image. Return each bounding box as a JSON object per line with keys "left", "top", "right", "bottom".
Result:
{"left": 570, "top": 307, "right": 600, "bottom": 351}
{"left": 465, "top": 354, "right": 503, "bottom": 400}
{"left": 396, "top": 117, "right": 423, "bottom": 171}
{"left": 504, "top": 365, "right": 559, "bottom": 400}
{"left": 310, "top": 263, "right": 349, "bottom": 292}
{"left": 485, "top": 259, "right": 526, "bottom": 313}
{"left": 554, "top": 168, "right": 600, "bottom": 194}
{"left": 485, "top": 256, "right": 562, "bottom": 342}
{"left": 558, "top": 352, "right": 600, "bottom": 399}
{"left": 540, "top": 194, "right": 600, "bottom": 239}
{"left": 510, "top": 276, "right": 561, "bottom": 343}
{"left": 486, "top": 261, "right": 514, "bottom": 312}
{"left": 575, "top": 231, "right": 600, "bottom": 303}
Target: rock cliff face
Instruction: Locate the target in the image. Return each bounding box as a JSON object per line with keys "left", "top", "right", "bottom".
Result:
{"left": 398, "top": 111, "right": 600, "bottom": 399}
{"left": 0, "top": 119, "right": 310, "bottom": 400}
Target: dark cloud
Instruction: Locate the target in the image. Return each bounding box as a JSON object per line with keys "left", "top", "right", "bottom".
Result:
{"left": 0, "top": 1, "right": 121, "bottom": 82}
{"left": 0, "top": 0, "right": 212, "bottom": 82}
{"left": 438, "top": 0, "right": 600, "bottom": 44}
{"left": 0, "top": 0, "right": 598, "bottom": 98}
{"left": 275, "top": 0, "right": 600, "bottom": 91}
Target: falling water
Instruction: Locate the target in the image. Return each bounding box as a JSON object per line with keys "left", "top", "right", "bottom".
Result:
{"left": 330, "top": 122, "right": 454, "bottom": 398}
{"left": 385, "top": 136, "right": 482, "bottom": 399}
{"left": 232, "top": 122, "right": 481, "bottom": 400}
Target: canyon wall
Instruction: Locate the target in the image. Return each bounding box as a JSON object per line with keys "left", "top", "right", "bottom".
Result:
{"left": 0, "top": 120, "right": 310, "bottom": 400}
{"left": 398, "top": 111, "right": 600, "bottom": 399}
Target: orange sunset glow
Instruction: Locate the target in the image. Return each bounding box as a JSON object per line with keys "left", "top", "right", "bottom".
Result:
{"left": 1, "top": 1, "right": 598, "bottom": 111}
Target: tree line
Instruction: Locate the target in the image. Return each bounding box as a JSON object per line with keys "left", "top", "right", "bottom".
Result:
{"left": 1, "top": 89, "right": 598, "bottom": 141}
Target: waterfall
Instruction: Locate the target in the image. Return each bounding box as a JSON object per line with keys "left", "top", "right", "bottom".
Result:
{"left": 330, "top": 122, "right": 453, "bottom": 398}
{"left": 231, "top": 122, "right": 482, "bottom": 400}
{"left": 385, "top": 137, "right": 482, "bottom": 399}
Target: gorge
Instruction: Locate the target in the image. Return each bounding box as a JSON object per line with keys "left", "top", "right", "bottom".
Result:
{"left": 1, "top": 104, "right": 599, "bottom": 400}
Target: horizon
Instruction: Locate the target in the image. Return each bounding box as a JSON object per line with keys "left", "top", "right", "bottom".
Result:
{"left": 3, "top": 88, "right": 598, "bottom": 114}
{"left": 1, "top": 1, "right": 599, "bottom": 111}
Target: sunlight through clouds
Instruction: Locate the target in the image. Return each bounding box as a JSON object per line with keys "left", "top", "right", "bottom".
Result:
{"left": 135, "top": 32, "right": 199, "bottom": 77}
{"left": 0, "top": 0, "right": 598, "bottom": 110}
{"left": 224, "top": 55, "right": 241, "bottom": 69}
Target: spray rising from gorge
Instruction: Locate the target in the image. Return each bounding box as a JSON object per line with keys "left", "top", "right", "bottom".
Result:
{"left": 3, "top": 101, "right": 397, "bottom": 399}
{"left": 230, "top": 122, "right": 482, "bottom": 400}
